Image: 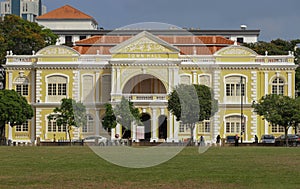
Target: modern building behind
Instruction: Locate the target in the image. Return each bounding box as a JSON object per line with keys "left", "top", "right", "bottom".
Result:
{"left": 36, "top": 5, "right": 260, "bottom": 46}
{"left": 0, "top": 0, "right": 46, "bottom": 22}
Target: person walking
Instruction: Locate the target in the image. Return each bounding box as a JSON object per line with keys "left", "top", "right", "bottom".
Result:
{"left": 216, "top": 135, "right": 221, "bottom": 146}
{"left": 235, "top": 134, "right": 239, "bottom": 146}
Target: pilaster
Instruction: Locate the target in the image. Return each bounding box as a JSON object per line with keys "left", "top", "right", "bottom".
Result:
{"left": 287, "top": 71, "right": 292, "bottom": 97}
{"left": 36, "top": 70, "right": 42, "bottom": 102}
{"left": 264, "top": 71, "right": 269, "bottom": 95}
{"left": 72, "top": 70, "right": 80, "bottom": 101}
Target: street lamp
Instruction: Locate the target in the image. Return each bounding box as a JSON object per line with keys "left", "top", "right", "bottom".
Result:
{"left": 240, "top": 76, "right": 244, "bottom": 143}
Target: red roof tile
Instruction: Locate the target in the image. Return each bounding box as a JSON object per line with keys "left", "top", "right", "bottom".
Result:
{"left": 74, "top": 35, "right": 234, "bottom": 55}
{"left": 37, "top": 5, "right": 95, "bottom": 20}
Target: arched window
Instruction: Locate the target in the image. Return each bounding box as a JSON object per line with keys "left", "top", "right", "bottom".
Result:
{"left": 225, "top": 116, "right": 245, "bottom": 134}
{"left": 47, "top": 116, "right": 66, "bottom": 132}
{"left": 82, "top": 115, "right": 94, "bottom": 133}
{"left": 14, "top": 76, "right": 29, "bottom": 96}
{"left": 101, "top": 75, "right": 111, "bottom": 102}
{"left": 47, "top": 75, "right": 67, "bottom": 102}
{"left": 198, "top": 120, "right": 211, "bottom": 133}
{"left": 82, "top": 75, "right": 94, "bottom": 102}
{"left": 199, "top": 75, "right": 211, "bottom": 87}
{"left": 225, "top": 76, "right": 245, "bottom": 103}
{"left": 272, "top": 77, "right": 284, "bottom": 95}
{"left": 180, "top": 75, "right": 191, "bottom": 85}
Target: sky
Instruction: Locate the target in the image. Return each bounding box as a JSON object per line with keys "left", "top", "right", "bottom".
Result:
{"left": 43, "top": 0, "right": 300, "bottom": 41}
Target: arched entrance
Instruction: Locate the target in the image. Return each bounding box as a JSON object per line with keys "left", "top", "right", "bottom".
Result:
{"left": 122, "top": 126, "right": 131, "bottom": 139}
{"left": 123, "top": 74, "right": 167, "bottom": 94}
{"left": 141, "top": 113, "right": 151, "bottom": 141}
{"left": 158, "top": 115, "right": 167, "bottom": 140}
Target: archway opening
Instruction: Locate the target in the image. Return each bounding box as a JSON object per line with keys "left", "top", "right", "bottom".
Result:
{"left": 158, "top": 115, "right": 167, "bottom": 140}
{"left": 122, "top": 126, "right": 131, "bottom": 139}
{"left": 140, "top": 113, "right": 151, "bottom": 141}
{"left": 123, "top": 74, "right": 167, "bottom": 94}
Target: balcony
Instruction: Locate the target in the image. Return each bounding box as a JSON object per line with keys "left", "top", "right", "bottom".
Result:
{"left": 121, "top": 94, "right": 167, "bottom": 102}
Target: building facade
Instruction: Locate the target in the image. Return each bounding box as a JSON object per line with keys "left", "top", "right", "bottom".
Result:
{"left": 0, "top": 0, "right": 46, "bottom": 22}
{"left": 4, "top": 31, "right": 296, "bottom": 144}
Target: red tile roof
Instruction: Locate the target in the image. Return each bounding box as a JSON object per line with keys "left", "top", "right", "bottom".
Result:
{"left": 37, "top": 5, "right": 95, "bottom": 20}
{"left": 74, "top": 35, "right": 234, "bottom": 55}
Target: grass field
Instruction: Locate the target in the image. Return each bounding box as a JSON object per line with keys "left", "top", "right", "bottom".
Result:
{"left": 0, "top": 146, "right": 299, "bottom": 189}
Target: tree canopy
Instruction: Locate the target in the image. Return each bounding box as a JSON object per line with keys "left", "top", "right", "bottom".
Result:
{"left": 168, "top": 84, "right": 218, "bottom": 143}
{"left": 0, "top": 15, "right": 57, "bottom": 64}
{"left": 0, "top": 90, "right": 33, "bottom": 137}
{"left": 252, "top": 94, "right": 300, "bottom": 144}
{"left": 113, "top": 97, "right": 140, "bottom": 135}
{"left": 48, "top": 98, "right": 87, "bottom": 141}
{"left": 102, "top": 103, "right": 117, "bottom": 131}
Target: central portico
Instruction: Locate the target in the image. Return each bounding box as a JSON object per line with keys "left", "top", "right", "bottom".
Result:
{"left": 109, "top": 31, "right": 181, "bottom": 142}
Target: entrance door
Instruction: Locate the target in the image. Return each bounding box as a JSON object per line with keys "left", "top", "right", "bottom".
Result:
{"left": 158, "top": 115, "right": 167, "bottom": 140}
{"left": 141, "top": 113, "right": 151, "bottom": 141}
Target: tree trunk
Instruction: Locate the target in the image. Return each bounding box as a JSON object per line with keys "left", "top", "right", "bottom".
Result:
{"left": 68, "top": 125, "right": 72, "bottom": 145}
{"left": 0, "top": 124, "right": 4, "bottom": 138}
{"left": 189, "top": 124, "right": 195, "bottom": 146}
{"left": 285, "top": 127, "right": 288, "bottom": 147}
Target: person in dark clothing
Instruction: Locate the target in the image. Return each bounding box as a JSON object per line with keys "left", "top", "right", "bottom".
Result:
{"left": 255, "top": 135, "right": 258, "bottom": 143}
{"left": 235, "top": 134, "right": 239, "bottom": 146}
{"left": 216, "top": 135, "right": 221, "bottom": 146}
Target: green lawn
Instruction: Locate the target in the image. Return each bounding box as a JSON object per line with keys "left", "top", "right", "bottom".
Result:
{"left": 0, "top": 146, "right": 299, "bottom": 189}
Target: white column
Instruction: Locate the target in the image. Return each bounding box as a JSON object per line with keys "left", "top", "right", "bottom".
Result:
{"left": 168, "top": 68, "right": 173, "bottom": 93}
{"left": 173, "top": 68, "right": 179, "bottom": 86}
{"left": 173, "top": 119, "right": 179, "bottom": 142}
{"left": 95, "top": 72, "right": 100, "bottom": 103}
{"left": 264, "top": 72, "right": 269, "bottom": 95}
{"left": 8, "top": 123, "right": 12, "bottom": 141}
{"left": 111, "top": 68, "right": 116, "bottom": 95}
{"left": 168, "top": 112, "right": 174, "bottom": 142}
{"left": 151, "top": 108, "right": 158, "bottom": 142}
{"left": 116, "top": 123, "right": 121, "bottom": 138}
{"left": 132, "top": 121, "right": 137, "bottom": 142}
{"left": 192, "top": 71, "right": 197, "bottom": 84}
{"left": 193, "top": 124, "right": 197, "bottom": 142}
{"left": 111, "top": 128, "right": 116, "bottom": 140}
{"left": 95, "top": 109, "right": 100, "bottom": 136}
{"left": 116, "top": 68, "right": 121, "bottom": 94}
{"left": 264, "top": 120, "right": 269, "bottom": 135}
{"left": 287, "top": 71, "right": 292, "bottom": 97}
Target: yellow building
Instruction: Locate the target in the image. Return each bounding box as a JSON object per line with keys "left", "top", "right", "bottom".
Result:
{"left": 4, "top": 31, "right": 296, "bottom": 144}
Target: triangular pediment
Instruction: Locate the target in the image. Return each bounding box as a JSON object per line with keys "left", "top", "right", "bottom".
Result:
{"left": 37, "top": 45, "right": 80, "bottom": 56}
{"left": 110, "top": 31, "right": 179, "bottom": 54}
{"left": 214, "top": 45, "right": 258, "bottom": 57}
